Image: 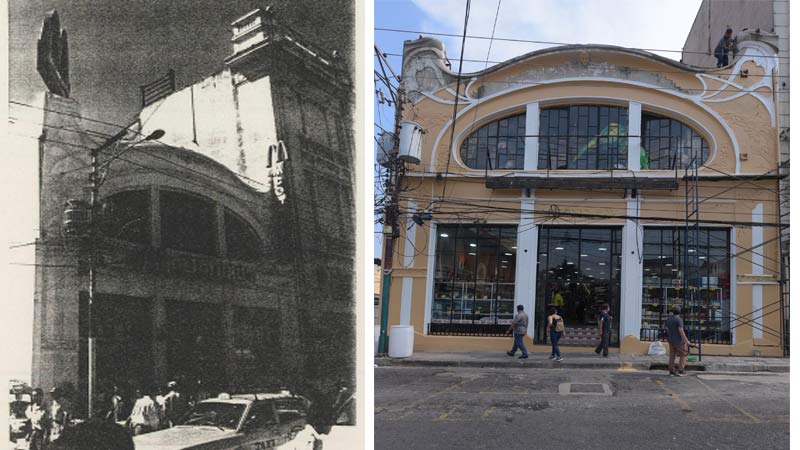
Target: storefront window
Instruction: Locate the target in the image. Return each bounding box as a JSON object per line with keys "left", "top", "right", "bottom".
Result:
{"left": 430, "top": 225, "right": 517, "bottom": 336}
{"left": 538, "top": 105, "right": 628, "bottom": 170}
{"left": 535, "top": 227, "right": 622, "bottom": 345}
{"left": 640, "top": 112, "right": 710, "bottom": 170}
{"left": 459, "top": 114, "right": 526, "bottom": 170}
{"left": 640, "top": 228, "right": 731, "bottom": 344}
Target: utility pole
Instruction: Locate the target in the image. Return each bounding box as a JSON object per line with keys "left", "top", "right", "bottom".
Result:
{"left": 68, "top": 124, "right": 164, "bottom": 417}
{"left": 377, "top": 85, "right": 404, "bottom": 355}
{"left": 86, "top": 144, "right": 98, "bottom": 418}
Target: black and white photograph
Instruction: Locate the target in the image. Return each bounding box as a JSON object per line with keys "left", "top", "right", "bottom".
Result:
{"left": 4, "top": 1, "right": 363, "bottom": 449}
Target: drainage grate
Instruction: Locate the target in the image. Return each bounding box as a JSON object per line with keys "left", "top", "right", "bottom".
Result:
{"left": 558, "top": 382, "right": 613, "bottom": 396}
{"left": 570, "top": 383, "right": 605, "bottom": 393}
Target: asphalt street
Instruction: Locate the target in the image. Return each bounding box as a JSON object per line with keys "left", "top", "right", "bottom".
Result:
{"left": 375, "top": 366, "right": 789, "bottom": 450}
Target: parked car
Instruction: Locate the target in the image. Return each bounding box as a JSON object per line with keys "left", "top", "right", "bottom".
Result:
{"left": 133, "top": 391, "right": 322, "bottom": 450}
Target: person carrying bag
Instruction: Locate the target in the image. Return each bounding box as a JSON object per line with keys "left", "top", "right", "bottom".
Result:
{"left": 546, "top": 308, "right": 565, "bottom": 362}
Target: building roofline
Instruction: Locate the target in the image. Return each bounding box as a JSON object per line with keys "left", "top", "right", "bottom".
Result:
{"left": 231, "top": 7, "right": 271, "bottom": 27}
{"left": 405, "top": 38, "right": 717, "bottom": 81}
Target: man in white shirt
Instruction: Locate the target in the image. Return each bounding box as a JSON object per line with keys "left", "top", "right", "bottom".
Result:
{"left": 25, "top": 388, "right": 47, "bottom": 450}
{"left": 127, "top": 388, "right": 159, "bottom": 435}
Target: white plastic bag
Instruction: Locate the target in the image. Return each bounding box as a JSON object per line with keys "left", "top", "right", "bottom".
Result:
{"left": 648, "top": 341, "right": 666, "bottom": 356}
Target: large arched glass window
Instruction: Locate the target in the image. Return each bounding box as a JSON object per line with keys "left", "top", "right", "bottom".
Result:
{"left": 538, "top": 105, "right": 629, "bottom": 170}
{"left": 100, "top": 190, "right": 151, "bottom": 245}
{"left": 225, "top": 209, "right": 263, "bottom": 261}
{"left": 160, "top": 190, "right": 217, "bottom": 255}
{"left": 640, "top": 112, "right": 710, "bottom": 170}
{"left": 459, "top": 113, "right": 525, "bottom": 170}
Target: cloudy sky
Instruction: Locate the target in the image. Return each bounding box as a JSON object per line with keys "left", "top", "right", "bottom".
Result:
{"left": 374, "top": 0, "right": 704, "bottom": 255}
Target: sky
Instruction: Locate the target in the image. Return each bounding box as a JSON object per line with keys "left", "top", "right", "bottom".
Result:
{"left": 9, "top": 0, "right": 354, "bottom": 134}
{"left": 373, "top": 0, "right": 705, "bottom": 258}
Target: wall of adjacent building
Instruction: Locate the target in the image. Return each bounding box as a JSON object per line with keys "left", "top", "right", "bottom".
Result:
{"left": 681, "top": 0, "right": 774, "bottom": 67}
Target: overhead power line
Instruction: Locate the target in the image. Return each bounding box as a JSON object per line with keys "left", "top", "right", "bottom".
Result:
{"left": 375, "top": 52, "right": 792, "bottom": 79}
{"left": 439, "top": 0, "right": 472, "bottom": 203}
{"left": 375, "top": 27, "right": 791, "bottom": 60}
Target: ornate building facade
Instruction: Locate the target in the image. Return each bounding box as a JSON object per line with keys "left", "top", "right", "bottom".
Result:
{"left": 30, "top": 7, "right": 355, "bottom": 414}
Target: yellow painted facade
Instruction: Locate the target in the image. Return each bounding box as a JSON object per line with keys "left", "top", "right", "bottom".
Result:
{"left": 383, "top": 34, "right": 784, "bottom": 357}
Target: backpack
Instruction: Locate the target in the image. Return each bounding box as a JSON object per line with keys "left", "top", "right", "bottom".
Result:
{"left": 552, "top": 316, "right": 565, "bottom": 333}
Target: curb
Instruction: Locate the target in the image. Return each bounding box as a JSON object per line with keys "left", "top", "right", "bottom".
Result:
{"left": 375, "top": 358, "right": 789, "bottom": 373}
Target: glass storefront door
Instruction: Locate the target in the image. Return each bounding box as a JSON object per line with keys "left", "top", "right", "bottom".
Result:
{"left": 535, "top": 227, "right": 622, "bottom": 345}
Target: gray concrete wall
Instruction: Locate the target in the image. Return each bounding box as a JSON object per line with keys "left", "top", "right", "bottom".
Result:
{"left": 682, "top": 0, "right": 774, "bottom": 67}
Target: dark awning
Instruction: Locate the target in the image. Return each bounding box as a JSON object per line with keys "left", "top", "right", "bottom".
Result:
{"left": 485, "top": 177, "right": 679, "bottom": 190}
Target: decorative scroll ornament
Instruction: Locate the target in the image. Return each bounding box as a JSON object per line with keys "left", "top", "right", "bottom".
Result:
{"left": 690, "top": 41, "right": 778, "bottom": 127}
{"left": 267, "top": 141, "right": 289, "bottom": 204}
{"left": 37, "top": 10, "right": 70, "bottom": 98}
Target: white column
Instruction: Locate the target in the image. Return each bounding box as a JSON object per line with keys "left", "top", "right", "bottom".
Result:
{"left": 399, "top": 277, "right": 413, "bottom": 326}
{"left": 403, "top": 200, "right": 417, "bottom": 268}
{"left": 514, "top": 194, "right": 537, "bottom": 337}
{"left": 524, "top": 102, "right": 540, "bottom": 171}
{"left": 627, "top": 101, "right": 642, "bottom": 171}
{"left": 620, "top": 193, "right": 643, "bottom": 339}
{"left": 399, "top": 200, "right": 417, "bottom": 325}
{"left": 423, "top": 223, "right": 437, "bottom": 334}
{"left": 751, "top": 203, "right": 764, "bottom": 339}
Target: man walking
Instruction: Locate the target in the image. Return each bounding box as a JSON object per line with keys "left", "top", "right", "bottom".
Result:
{"left": 506, "top": 305, "right": 529, "bottom": 359}
{"left": 162, "top": 381, "right": 188, "bottom": 428}
{"left": 665, "top": 307, "right": 691, "bottom": 376}
{"left": 594, "top": 303, "right": 611, "bottom": 357}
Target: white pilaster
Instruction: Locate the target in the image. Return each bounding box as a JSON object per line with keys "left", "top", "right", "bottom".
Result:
{"left": 423, "top": 223, "right": 437, "bottom": 334}
{"left": 620, "top": 193, "right": 643, "bottom": 339}
{"left": 627, "top": 101, "right": 642, "bottom": 171}
{"left": 751, "top": 203, "right": 764, "bottom": 339}
{"left": 514, "top": 193, "right": 537, "bottom": 337}
{"left": 403, "top": 200, "right": 417, "bottom": 268}
{"left": 751, "top": 203, "right": 764, "bottom": 275}
{"left": 400, "top": 277, "right": 413, "bottom": 326}
{"left": 524, "top": 103, "right": 540, "bottom": 171}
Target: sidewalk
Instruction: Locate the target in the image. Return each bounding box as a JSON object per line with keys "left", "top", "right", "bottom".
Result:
{"left": 375, "top": 350, "right": 790, "bottom": 373}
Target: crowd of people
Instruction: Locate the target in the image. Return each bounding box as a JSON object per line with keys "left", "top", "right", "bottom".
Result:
{"left": 505, "top": 301, "right": 693, "bottom": 375}
{"left": 17, "top": 380, "right": 193, "bottom": 449}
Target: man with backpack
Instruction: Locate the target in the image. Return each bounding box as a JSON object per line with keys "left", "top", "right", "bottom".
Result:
{"left": 546, "top": 308, "right": 565, "bottom": 362}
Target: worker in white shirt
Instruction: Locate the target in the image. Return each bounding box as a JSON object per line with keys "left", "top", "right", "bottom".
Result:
{"left": 126, "top": 387, "right": 160, "bottom": 435}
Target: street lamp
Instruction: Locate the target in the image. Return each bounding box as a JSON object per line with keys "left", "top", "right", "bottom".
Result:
{"left": 65, "top": 125, "right": 164, "bottom": 418}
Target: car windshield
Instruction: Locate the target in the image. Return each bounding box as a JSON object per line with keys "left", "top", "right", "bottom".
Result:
{"left": 178, "top": 402, "right": 246, "bottom": 429}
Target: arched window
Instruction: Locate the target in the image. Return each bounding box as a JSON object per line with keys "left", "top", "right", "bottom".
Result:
{"left": 100, "top": 190, "right": 151, "bottom": 245}
{"left": 160, "top": 190, "right": 217, "bottom": 255}
{"left": 459, "top": 113, "right": 525, "bottom": 170}
{"left": 538, "top": 105, "right": 629, "bottom": 170}
{"left": 225, "top": 209, "right": 263, "bottom": 261}
{"left": 640, "top": 112, "right": 710, "bottom": 170}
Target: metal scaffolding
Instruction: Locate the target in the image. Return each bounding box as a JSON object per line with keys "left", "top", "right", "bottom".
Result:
{"left": 683, "top": 158, "right": 702, "bottom": 361}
